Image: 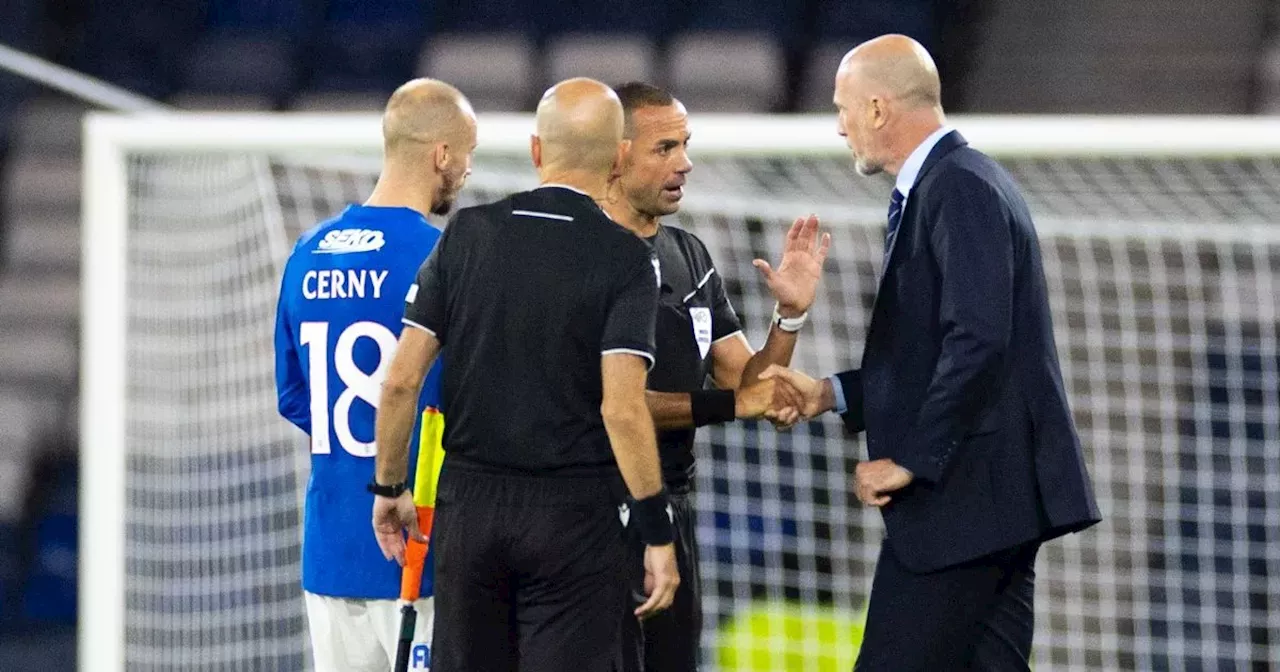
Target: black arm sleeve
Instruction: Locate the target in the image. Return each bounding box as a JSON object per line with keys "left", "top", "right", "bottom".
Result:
{"left": 402, "top": 227, "right": 450, "bottom": 343}
{"left": 707, "top": 268, "right": 743, "bottom": 342}
{"left": 601, "top": 251, "right": 659, "bottom": 369}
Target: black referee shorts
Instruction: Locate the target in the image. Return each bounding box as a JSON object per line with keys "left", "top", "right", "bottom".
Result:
{"left": 616, "top": 490, "right": 701, "bottom": 672}
{"left": 431, "top": 461, "right": 630, "bottom": 672}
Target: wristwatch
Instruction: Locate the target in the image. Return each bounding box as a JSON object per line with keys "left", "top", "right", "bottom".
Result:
{"left": 367, "top": 480, "right": 407, "bottom": 497}
{"left": 772, "top": 303, "right": 809, "bottom": 333}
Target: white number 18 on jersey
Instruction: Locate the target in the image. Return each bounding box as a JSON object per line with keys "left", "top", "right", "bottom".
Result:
{"left": 298, "top": 321, "right": 399, "bottom": 457}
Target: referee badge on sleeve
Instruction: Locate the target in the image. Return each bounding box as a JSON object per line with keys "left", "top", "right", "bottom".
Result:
{"left": 690, "top": 307, "right": 712, "bottom": 359}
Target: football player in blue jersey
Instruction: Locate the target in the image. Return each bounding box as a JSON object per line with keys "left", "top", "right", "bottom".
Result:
{"left": 274, "top": 78, "right": 477, "bottom": 672}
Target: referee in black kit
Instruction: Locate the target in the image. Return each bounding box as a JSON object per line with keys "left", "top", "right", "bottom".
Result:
{"left": 602, "top": 82, "right": 830, "bottom": 672}
{"left": 371, "top": 78, "right": 680, "bottom": 672}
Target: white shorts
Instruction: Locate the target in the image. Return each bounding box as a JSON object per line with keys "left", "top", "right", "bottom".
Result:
{"left": 304, "top": 591, "right": 434, "bottom": 672}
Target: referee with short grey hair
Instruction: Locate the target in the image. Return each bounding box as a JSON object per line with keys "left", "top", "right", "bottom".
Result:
{"left": 372, "top": 77, "right": 680, "bottom": 672}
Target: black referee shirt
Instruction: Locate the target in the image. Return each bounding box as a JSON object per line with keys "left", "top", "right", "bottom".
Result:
{"left": 645, "top": 225, "right": 743, "bottom": 488}
{"left": 403, "top": 185, "right": 659, "bottom": 475}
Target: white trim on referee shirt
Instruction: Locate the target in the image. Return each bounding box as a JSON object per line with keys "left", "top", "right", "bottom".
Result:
{"left": 401, "top": 318, "right": 437, "bottom": 337}
{"left": 512, "top": 209, "right": 574, "bottom": 222}
{"left": 712, "top": 330, "right": 746, "bottom": 345}
{"left": 536, "top": 183, "right": 618, "bottom": 222}
{"left": 681, "top": 268, "right": 717, "bottom": 303}
{"left": 601, "top": 348, "right": 656, "bottom": 370}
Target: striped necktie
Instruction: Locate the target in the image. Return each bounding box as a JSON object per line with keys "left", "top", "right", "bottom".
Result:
{"left": 882, "top": 188, "right": 905, "bottom": 272}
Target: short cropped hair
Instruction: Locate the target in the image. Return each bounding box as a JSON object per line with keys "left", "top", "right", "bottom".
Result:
{"left": 613, "top": 82, "right": 676, "bottom": 136}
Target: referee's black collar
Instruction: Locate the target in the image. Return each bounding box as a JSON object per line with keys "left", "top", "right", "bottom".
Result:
{"left": 536, "top": 183, "right": 591, "bottom": 198}
{"left": 534, "top": 183, "right": 618, "bottom": 222}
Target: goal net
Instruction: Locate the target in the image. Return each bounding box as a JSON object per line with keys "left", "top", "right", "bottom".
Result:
{"left": 81, "top": 113, "right": 1280, "bottom": 671}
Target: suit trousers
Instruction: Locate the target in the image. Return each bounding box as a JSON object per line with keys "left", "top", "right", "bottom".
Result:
{"left": 854, "top": 539, "right": 1039, "bottom": 671}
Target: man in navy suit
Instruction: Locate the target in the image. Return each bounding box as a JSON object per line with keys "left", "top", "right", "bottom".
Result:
{"left": 763, "top": 35, "right": 1101, "bottom": 670}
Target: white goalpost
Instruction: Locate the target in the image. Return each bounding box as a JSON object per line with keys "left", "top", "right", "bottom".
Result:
{"left": 81, "top": 112, "right": 1280, "bottom": 671}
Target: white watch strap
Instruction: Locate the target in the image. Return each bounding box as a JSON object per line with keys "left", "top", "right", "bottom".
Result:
{"left": 773, "top": 304, "right": 808, "bottom": 332}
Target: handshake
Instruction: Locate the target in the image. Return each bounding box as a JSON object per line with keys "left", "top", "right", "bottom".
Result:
{"left": 733, "top": 365, "right": 834, "bottom": 429}
{"left": 736, "top": 365, "right": 915, "bottom": 506}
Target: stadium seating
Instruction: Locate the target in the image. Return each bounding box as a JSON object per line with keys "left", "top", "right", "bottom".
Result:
{"left": 678, "top": 0, "right": 804, "bottom": 34}
{"left": 549, "top": 0, "right": 673, "bottom": 36}
{"left": 180, "top": 0, "right": 311, "bottom": 107}
{"left": 4, "top": 213, "right": 77, "bottom": 277}
{"left": 180, "top": 36, "right": 296, "bottom": 107}
{"left": 1262, "top": 38, "right": 1280, "bottom": 113}
{"left": 669, "top": 33, "right": 786, "bottom": 112}
{"left": 797, "top": 42, "right": 851, "bottom": 113}
{"left": 161, "top": 0, "right": 967, "bottom": 113}
{"left": 815, "top": 0, "right": 936, "bottom": 45}
{"left": 20, "top": 459, "right": 77, "bottom": 625}
{"left": 962, "top": 0, "right": 1263, "bottom": 113}
{"left": 545, "top": 35, "right": 660, "bottom": 92}
{"left": 0, "top": 395, "right": 37, "bottom": 516}
{"left": 0, "top": 94, "right": 83, "bottom": 585}
{"left": 0, "top": 329, "right": 77, "bottom": 395}
{"left": 309, "top": 24, "right": 421, "bottom": 94}
{"left": 0, "top": 395, "right": 36, "bottom": 631}
{"left": 418, "top": 33, "right": 539, "bottom": 112}
{"left": 21, "top": 521, "right": 77, "bottom": 624}
{"left": 796, "top": 0, "right": 939, "bottom": 111}
{"left": 76, "top": 0, "right": 206, "bottom": 100}
{"left": 431, "top": 0, "right": 540, "bottom": 34}
{"left": 203, "top": 0, "right": 313, "bottom": 33}
{"left": 289, "top": 91, "right": 388, "bottom": 112}
{"left": 0, "top": 519, "right": 15, "bottom": 628}
{"left": 8, "top": 99, "right": 82, "bottom": 156}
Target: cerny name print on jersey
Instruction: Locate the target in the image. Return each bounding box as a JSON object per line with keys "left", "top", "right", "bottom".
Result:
{"left": 302, "top": 269, "right": 389, "bottom": 300}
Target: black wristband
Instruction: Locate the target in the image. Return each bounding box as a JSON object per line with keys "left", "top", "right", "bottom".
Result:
{"left": 632, "top": 491, "right": 675, "bottom": 546}
{"left": 367, "top": 480, "right": 407, "bottom": 498}
{"left": 691, "top": 389, "right": 736, "bottom": 427}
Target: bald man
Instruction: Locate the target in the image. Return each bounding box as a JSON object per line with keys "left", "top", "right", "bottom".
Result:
{"left": 274, "top": 78, "right": 476, "bottom": 672}
{"left": 373, "top": 78, "right": 680, "bottom": 672}
{"left": 761, "top": 36, "right": 1100, "bottom": 670}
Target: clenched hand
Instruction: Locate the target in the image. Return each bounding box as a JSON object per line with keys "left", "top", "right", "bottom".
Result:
{"left": 854, "top": 458, "right": 913, "bottom": 507}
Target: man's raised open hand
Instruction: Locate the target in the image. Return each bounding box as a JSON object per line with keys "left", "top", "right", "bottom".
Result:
{"left": 752, "top": 214, "right": 831, "bottom": 317}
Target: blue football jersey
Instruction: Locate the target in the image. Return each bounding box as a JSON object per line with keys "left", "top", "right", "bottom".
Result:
{"left": 274, "top": 204, "right": 443, "bottom": 599}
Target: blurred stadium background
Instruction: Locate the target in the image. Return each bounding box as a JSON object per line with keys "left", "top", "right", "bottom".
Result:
{"left": 2, "top": 0, "right": 1280, "bottom": 670}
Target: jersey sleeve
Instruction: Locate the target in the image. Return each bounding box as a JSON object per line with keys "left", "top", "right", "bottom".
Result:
{"left": 601, "top": 250, "right": 659, "bottom": 369}
{"left": 707, "top": 266, "right": 743, "bottom": 342}
{"left": 402, "top": 226, "right": 449, "bottom": 343}
{"left": 273, "top": 266, "right": 311, "bottom": 434}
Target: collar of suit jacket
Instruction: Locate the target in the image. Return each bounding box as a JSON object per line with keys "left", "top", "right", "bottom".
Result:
{"left": 895, "top": 125, "right": 957, "bottom": 201}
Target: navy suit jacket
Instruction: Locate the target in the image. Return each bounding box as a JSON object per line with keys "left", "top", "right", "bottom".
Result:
{"left": 835, "top": 131, "right": 1101, "bottom": 573}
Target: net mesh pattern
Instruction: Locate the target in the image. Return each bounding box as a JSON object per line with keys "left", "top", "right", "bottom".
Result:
{"left": 118, "top": 148, "right": 1280, "bottom": 670}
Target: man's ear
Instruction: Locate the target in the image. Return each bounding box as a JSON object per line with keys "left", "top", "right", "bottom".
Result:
{"left": 870, "top": 96, "right": 888, "bottom": 131}
{"left": 433, "top": 143, "right": 450, "bottom": 173}
{"left": 530, "top": 135, "right": 543, "bottom": 169}
{"left": 611, "top": 138, "right": 632, "bottom": 180}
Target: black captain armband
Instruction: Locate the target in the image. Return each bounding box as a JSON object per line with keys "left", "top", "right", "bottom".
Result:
{"left": 633, "top": 491, "right": 676, "bottom": 546}
{"left": 691, "top": 389, "right": 736, "bottom": 427}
